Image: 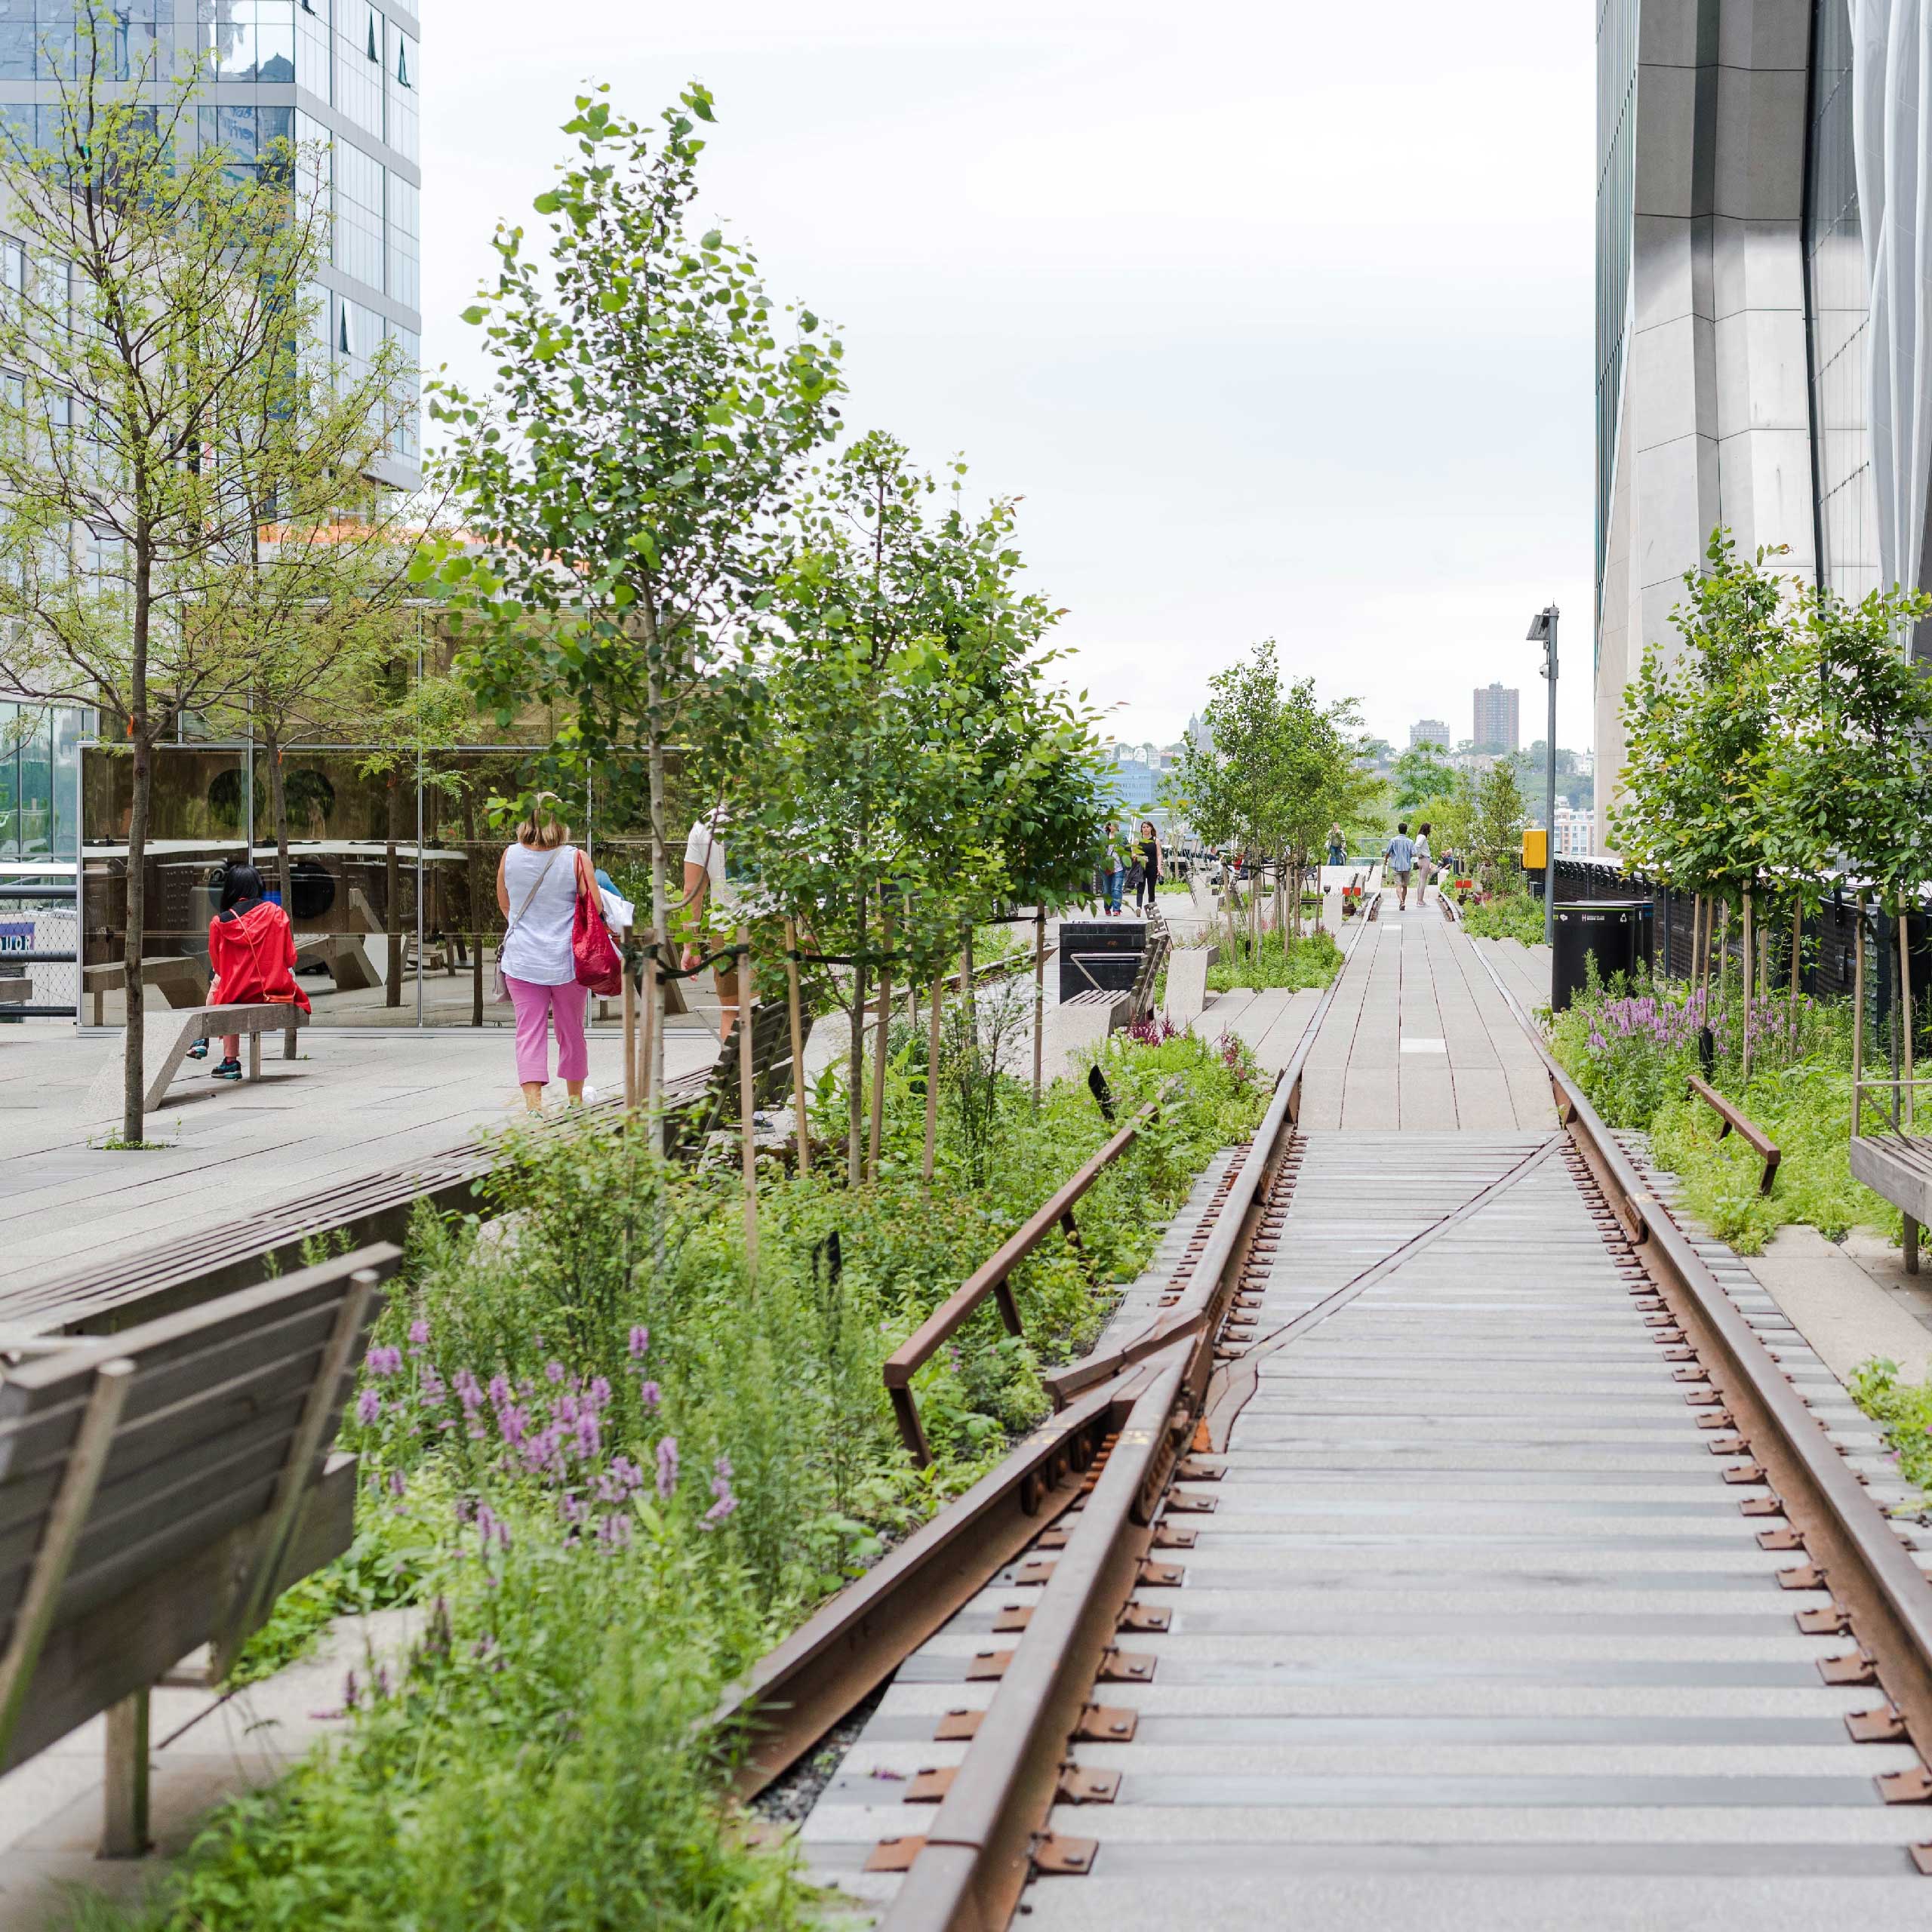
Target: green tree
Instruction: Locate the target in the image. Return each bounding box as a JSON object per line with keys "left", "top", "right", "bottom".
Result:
{"left": 1468, "top": 758, "right": 1527, "bottom": 886}
{"left": 0, "top": 20, "right": 403, "bottom": 1143}
{"left": 432, "top": 84, "right": 844, "bottom": 1105}
{"left": 1391, "top": 742, "right": 1456, "bottom": 810}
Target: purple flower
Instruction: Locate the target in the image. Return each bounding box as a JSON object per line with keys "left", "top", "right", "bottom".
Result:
{"left": 574, "top": 1411, "right": 601, "bottom": 1457}
{"left": 419, "top": 1367, "right": 445, "bottom": 1408}
{"left": 355, "top": 1388, "right": 381, "bottom": 1426}
{"left": 408, "top": 1319, "right": 430, "bottom": 1348}
{"left": 639, "top": 1380, "right": 661, "bottom": 1413}
{"left": 488, "top": 1373, "right": 510, "bottom": 1411}
{"left": 703, "top": 1453, "right": 738, "bottom": 1527}
{"left": 545, "top": 1359, "right": 565, "bottom": 1385}
{"left": 497, "top": 1403, "right": 529, "bottom": 1449}
{"left": 628, "top": 1326, "right": 650, "bottom": 1361}
{"left": 388, "top": 1470, "right": 406, "bottom": 1499}
{"left": 656, "top": 1435, "right": 679, "bottom": 1500}
{"left": 365, "top": 1345, "right": 402, "bottom": 1379}
{"left": 586, "top": 1375, "right": 611, "bottom": 1412}
{"left": 597, "top": 1512, "right": 632, "bottom": 1548}
{"left": 454, "top": 1368, "right": 483, "bottom": 1414}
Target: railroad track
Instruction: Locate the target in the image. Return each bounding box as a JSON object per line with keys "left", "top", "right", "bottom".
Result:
{"left": 719, "top": 912, "right": 1932, "bottom": 1930}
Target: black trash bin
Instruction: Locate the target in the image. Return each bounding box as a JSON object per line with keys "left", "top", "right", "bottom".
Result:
{"left": 1551, "top": 900, "right": 1654, "bottom": 1012}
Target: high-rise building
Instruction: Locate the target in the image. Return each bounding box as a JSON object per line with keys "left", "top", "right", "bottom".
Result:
{"left": 0, "top": 0, "right": 423, "bottom": 489}
{"left": 1595, "top": 2, "right": 1931, "bottom": 846}
{"left": 1472, "top": 684, "right": 1518, "bottom": 755}
{"left": 1408, "top": 718, "right": 1451, "bottom": 750}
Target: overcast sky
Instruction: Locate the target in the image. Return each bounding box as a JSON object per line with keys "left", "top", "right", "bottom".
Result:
{"left": 423, "top": 1, "right": 1596, "bottom": 756}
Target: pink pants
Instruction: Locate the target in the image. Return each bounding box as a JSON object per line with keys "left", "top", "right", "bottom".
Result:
{"left": 506, "top": 974, "right": 589, "bottom": 1086}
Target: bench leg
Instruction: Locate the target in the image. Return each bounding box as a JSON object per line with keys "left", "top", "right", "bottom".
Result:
{"left": 248, "top": 1030, "right": 262, "bottom": 1081}
{"left": 285, "top": 1025, "right": 298, "bottom": 1061}
{"left": 1907, "top": 1216, "right": 1921, "bottom": 1278}
{"left": 100, "top": 1687, "right": 150, "bottom": 1857}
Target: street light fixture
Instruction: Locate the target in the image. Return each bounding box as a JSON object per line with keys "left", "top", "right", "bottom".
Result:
{"left": 1527, "top": 605, "right": 1558, "bottom": 948}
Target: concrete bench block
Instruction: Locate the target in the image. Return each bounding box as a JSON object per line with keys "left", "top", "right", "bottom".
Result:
{"left": 1041, "top": 991, "right": 1130, "bottom": 1084}
{"left": 1162, "top": 947, "right": 1217, "bottom": 1028}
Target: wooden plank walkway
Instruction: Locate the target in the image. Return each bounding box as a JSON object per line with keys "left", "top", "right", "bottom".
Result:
{"left": 1295, "top": 903, "right": 1554, "bottom": 1132}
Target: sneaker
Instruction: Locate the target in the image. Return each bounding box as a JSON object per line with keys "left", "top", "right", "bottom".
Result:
{"left": 186, "top": 1038, "right": 208, "bottom": 1060}
{"left": 211, "top": 1057, "right": 242, "bottom": 1082}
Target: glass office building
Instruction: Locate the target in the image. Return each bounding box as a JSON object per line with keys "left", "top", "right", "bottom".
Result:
{"left": 0, "top": 0, "right": 426, "bottom": 1020}
{"left": 1593, "top": 0, "right": 1932, "bottom": 846}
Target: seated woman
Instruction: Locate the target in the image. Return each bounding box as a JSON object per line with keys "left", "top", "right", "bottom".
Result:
{"left": 192, "top": 863, "right": 312, "bottom": 1082}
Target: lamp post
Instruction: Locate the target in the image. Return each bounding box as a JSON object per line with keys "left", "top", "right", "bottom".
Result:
{"left": 1527, "top": 605, "right": 1558, "bottom": 948}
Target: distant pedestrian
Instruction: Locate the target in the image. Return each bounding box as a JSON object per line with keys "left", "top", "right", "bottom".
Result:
{"left": 683, "top": 804, "right": 752, "bottom": 1042}
{"left": 1100, "top": 820, "right": 1126, "bottom": 916}
{"left": 1413, "top": 822, "right": 1433, "bottom": 903}
{"left": 192, "top": 863, "right": 310, "bottom": 1081}
{"left": 1128, "top": 820, "right": 1163, "bottom": 913}
{"left": 1326, "top": 823, "right": 1346, "bottom": 869}
{"left": 1384, "top": 821, "right": 1416, "bottom": 910}
{"left": 498, "top": 794, "right": 598, "bottom": 1111}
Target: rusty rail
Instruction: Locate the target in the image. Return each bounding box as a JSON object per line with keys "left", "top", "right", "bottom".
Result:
{"left": 1685, "top": 1073, "right": 1780, "bottom": 1193}
{"left": 1472, "top": 943, "right": 1932, "bottom": 1795}
{"left": 884, "top": 1095, "right": 1165, "bottom": 1466}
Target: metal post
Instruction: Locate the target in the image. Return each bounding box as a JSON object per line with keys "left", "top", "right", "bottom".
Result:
{"left": 1531, "top": 605, "right": 1559, "bottom": 948}
{"left": 738, "top": 928, "right": 758, "bottom": 1278}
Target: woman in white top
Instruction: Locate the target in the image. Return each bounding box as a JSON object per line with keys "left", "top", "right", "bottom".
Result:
{"left": 683, "top": 809, "right": 743, "bottom": 1042}
{"left": 1412, "top": 823, "right": 1433, "bottom": 904}
{"left": 496, "top": 795, "right": 599, "bottom": 1111}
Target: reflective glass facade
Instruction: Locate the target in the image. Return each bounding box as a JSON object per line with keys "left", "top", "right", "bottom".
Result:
{"left": 1803, "top": 0, "right": 1878, "bottom": 605}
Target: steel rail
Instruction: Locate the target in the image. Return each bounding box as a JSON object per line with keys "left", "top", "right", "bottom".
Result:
{"left": 878, "top": 1345, "right": 1188, "bottom": 1932}
{"left": 1041, "top": 896, "right": 1374, "bottom": 1410}
{"left": 712, "top": 1367, "right": 1141, "bottom": 1798}
{"left": 1469, "top": 939, "right": 1932, "bottom": 1774}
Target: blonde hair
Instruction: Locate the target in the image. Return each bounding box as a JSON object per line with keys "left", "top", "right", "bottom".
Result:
{"left": 516, "top": 792, "right": 568, "bottom": 850}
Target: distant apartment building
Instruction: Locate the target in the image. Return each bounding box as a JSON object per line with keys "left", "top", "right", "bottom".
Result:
{"left": 1554, "top": 806, "right": 1592, "bottom": 859}
{"left": 1472, "top": 683, "right": 1520, "bottom": 755}
{"left": 1408, "top": 718, "right": 1451, "bottom": 750}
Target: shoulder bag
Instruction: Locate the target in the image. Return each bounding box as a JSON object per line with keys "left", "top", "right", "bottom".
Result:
{"left": 493, "top": 848, "right": 561, "bottom": 1004}
{"left": 573, "top": 854, "right": 623, "bottom": 997}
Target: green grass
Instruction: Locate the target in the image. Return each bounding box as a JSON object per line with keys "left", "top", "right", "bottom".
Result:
{"left": 1847, "top": 1356, "right": 1932, "bottom": 1501}
{"left": 1203, "top": 928, "right": 1343, "bottom": 994}
{"left": 65, "top": 1020, "right": 1269, "bottom": 1931}
{"left": 1460, "top": 888, "right": 1546, "bottom": 946}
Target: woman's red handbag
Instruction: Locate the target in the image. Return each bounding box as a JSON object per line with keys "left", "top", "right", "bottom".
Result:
{"left": 573, "top": 891, "right": 623, "bottom": 996}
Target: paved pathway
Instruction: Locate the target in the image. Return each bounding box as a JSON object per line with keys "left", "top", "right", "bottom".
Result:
{"left": 1294, "top": 903, "right": 1554, "bottom": 1131}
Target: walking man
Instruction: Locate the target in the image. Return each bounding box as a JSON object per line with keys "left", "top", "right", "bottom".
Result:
{"left": 1384, "top": 821, "right": 1416, "bottom": 911}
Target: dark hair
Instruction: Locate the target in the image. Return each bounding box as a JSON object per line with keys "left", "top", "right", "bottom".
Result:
{"left": 1418, "top": 821, "right": 1432, "bottom": 835}
{"left": 1396, "top": 821, "right": 1408, "bottom": 835}
{"left": 220, "top": 863, "right": 266, "bottom": 912}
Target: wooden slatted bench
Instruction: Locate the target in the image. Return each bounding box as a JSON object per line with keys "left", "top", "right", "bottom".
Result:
{"left": 661, "top": 998, "right": 799, "bottom": 1158}
{"left": 1127, "top": 927, "right": 1171, "bottom": 1023}
{"left": 146, "top": 1002, "right": 308, "bottom": 1111}
{"left": 1848, "top": 1134, "right": 1932, "bottom": 1275}
{"left": 0, "top": 1243, "right": 395, "bottom": 1855}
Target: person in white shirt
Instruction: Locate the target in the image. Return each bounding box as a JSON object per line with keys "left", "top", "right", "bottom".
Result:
{"left": 496, "top": 795, "right": 598, "bottom": 1111}
{"left": 1413, "top": 822, "right": 1433, "bottom": 905}
{"left": 683, "top": 810, "right": 743, "bottom": 1041}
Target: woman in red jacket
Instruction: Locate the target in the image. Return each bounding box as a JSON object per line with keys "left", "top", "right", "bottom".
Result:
{"left": 191, "top": 863, "right": 312, "bottom": 1081}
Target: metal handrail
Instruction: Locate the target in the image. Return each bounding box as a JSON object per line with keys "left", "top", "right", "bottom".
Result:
{"left": 884, "top": 1090, "right": 1169, "bottom": 1465}
{"left": 1684, "top": 1075, "right": 1780, "bottom": 1193}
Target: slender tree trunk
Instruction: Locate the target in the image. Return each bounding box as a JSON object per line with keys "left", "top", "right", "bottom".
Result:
{"left": 1852, "top": 902, "right": 1866, "bottom": 1137}
{"left": 1900, "top": 912, "right": 1915, "bottom": 1134}
{"left": 924, "top": 973, "right": 942, "bottom": 1184}
{"left": 784, "top": 915, "right": 809, "bottom": 1173}
{"left": 1032, "top": 906, "right": 1045, "bottom": 1109}
{"left": 738, "top": 924, "right": 758, "bottom": 1273}
{"left": 1740, "top": 891, "right": 1752, "bottom": 1084}
{"left": 846, "top": 894, "right": 868, "bottom": 1188}
{"left": 464, "top": 783, "right": 483, "bottom": 1026}
{"left": 383, "top": 773, "right": 402, "bottom": 1008}
{"left": 1787, "top": 897, "right": 1802, "bottom": 1037}
{"left": 263, "top": 726, "right": 291, "bottom": 904}
{"left": 121, "top": 547, "right": 153, "bottom": 1147}
{"left": 868, "top": 909, "right": 893, "bottom": 1181}
{"left": 641, "top": 624, "right": 669, "bottom": 1131}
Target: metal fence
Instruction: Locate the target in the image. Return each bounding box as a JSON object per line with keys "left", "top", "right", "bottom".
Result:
{"left": 0, "top": 873, "right": 77, "bottom": 1020}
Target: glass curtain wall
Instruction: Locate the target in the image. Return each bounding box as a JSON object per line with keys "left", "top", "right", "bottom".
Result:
{"left": 78, "top": 743, "right": 659, "bottom": 1029}
{"left": 1804, "top": 0, "right": 1879, "bottom": 605}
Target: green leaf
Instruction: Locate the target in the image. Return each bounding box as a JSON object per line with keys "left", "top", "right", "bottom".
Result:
{"left": 533, "top": 190, "right": 563, "bottom": 215}
{"left": 459, "top": 305, "right": 487, "bottom": 325}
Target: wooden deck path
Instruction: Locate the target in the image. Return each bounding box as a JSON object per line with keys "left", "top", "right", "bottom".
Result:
{"left": 1294, "top": 902, "right": 1554, "bottom": 1131}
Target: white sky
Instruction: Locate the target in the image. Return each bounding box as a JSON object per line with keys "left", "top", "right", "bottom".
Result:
{"left": 423, "top": 1, "right": 1596, "bottom": 756}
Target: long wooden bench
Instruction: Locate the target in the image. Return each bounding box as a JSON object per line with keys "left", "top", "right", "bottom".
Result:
{"left": 661, "top": 998, "right": 798, "bottom": 1157}
{"left": 1848, "top": 1133, "right": 1932, "bottom": 1275}
{"left": 146, "top": 1002, "right": 308, "bottom": 1111}
{"left": 1128, "top": 926, "right": 1171, "bottom": 1022}
{"left": 0, "top": 1244, "right": 395, "bottom": 1854}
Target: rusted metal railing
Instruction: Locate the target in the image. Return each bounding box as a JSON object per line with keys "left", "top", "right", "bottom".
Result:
{"left": 1684, "top": 1075, "right": 1780, "bottom": 1194}
{"left": 884, "top": 1095, "right": 1166, "bottom": 1465}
